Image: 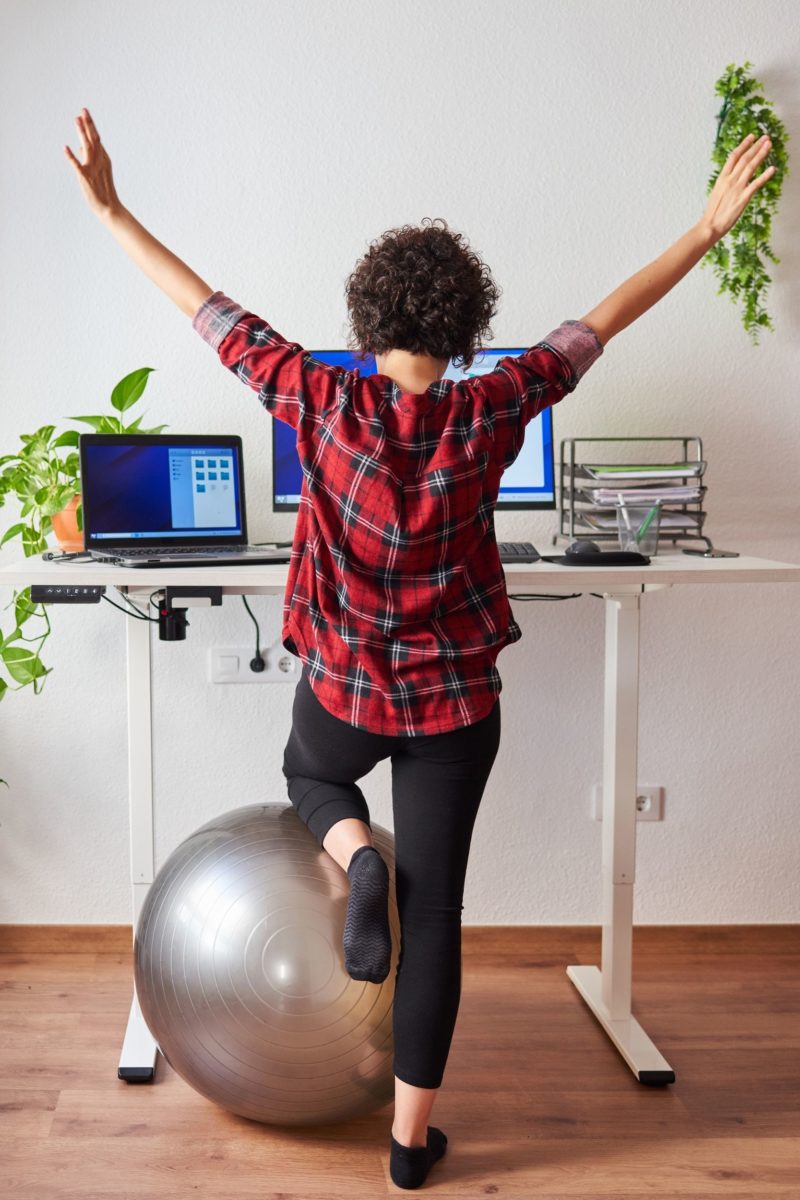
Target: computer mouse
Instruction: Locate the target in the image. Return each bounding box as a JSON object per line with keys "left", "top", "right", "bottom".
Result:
{"left": 565, "top": 539, "right": 602, "bottom": 556}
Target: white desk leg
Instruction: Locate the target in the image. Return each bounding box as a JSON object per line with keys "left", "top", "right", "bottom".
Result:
{"left": 117, "top": 589, "right": 159, "bottom": 1083}
{"left": 566, "top": 590, "right": 675, "bottom": 1085}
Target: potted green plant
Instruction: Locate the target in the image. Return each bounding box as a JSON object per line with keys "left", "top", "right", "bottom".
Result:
{"left": 701, "top": 61, "right": 789, "bottom": 344}
{"left": 0, "top": 366, "right": 168, "bottom": 727}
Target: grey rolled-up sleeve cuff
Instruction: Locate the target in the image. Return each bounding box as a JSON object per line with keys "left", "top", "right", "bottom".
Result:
{"left": 192, "top": 290, "right": 249, "bottom": 351}
{"left": 537, "top": 319, "right": 604, "bottom": 390}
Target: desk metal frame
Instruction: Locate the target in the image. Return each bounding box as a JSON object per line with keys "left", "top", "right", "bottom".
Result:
{"left": 3, "top": 553, "right": 798, "bottom": 1087}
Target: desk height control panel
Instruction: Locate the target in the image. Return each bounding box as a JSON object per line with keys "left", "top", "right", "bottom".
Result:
{"left": 30, "top": 585, "right": 106, "bottom": 604}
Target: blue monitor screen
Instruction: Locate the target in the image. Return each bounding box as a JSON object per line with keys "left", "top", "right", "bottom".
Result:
{"left": 81, "top": 440, "right": 244, "bottom": 542}
{"left": 273, "top": 349, "right": 555, "bottom": 511}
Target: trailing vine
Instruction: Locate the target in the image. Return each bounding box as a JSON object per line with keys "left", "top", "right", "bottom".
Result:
{"left": 700, "top": 61, "right": 789, "bottom": 345}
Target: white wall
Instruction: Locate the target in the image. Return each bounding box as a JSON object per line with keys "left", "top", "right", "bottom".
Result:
{"left": 1, "top": 0, "right": 798, "bottom": 925}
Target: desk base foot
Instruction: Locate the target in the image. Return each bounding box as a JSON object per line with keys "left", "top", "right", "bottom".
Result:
{"left": 118, "top": 1066, "right": 155, "bottom": 1083}
{"left": 566, "top": 964, "right": 676, "bottom": 1085}
{"left": 118, "top": 992, "right": 159, "bottom": 1084}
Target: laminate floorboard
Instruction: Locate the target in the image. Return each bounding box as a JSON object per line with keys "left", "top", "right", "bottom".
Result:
{"left": 1, "top": 926, "right": 797, "bottom": 1197}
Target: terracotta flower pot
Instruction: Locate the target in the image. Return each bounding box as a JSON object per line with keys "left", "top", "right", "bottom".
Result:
{"left": 51, "top": 494, "right": 84, "bottom": 552}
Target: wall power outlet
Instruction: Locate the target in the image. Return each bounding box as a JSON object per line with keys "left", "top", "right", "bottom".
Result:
{"left": 591, "top": 784, "right": 664, "bottom": 822}
{"left": 209, "top": 644, "right": 300, "bottom": 684}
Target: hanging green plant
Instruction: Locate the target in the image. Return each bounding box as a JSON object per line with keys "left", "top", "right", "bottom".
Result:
{"left": 700, "top": 61, "right": 788, "bottom": 345}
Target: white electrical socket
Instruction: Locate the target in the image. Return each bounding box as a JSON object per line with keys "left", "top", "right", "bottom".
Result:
{"left": 591, "top": 784, "right": 663, "bottom": 821}
{"left": 209, "top": 643, "right": 300, "bottom": 684}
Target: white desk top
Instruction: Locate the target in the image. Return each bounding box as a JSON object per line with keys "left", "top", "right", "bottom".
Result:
{"left": 1, "top": 551, "right": 799, "bottom": 592}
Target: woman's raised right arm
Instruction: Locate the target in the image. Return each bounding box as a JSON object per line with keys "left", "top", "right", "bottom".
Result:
{"left": 578, "top": 133, "right": 775, "bottom": 346}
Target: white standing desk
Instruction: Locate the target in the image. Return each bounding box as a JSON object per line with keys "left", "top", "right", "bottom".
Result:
{"left": 3, "top": 551, "right": 799, "bottom": 1087}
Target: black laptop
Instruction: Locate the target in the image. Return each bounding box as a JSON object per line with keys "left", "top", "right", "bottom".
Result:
{"left": 79, "top": 433, "right": 291, "bottom": 567}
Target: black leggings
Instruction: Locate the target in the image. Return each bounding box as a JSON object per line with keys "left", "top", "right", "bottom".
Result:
{"left": 281, "top": 667, "right": 501, "bottom": 1090}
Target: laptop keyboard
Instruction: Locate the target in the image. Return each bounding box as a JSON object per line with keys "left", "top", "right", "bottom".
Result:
{"left": 103, "top": 546, "right": 249, "bottom": 556}
{"left": 104, "top": 544, "right": 538, "bottom": 560}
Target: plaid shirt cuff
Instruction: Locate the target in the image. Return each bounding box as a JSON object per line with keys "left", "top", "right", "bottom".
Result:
{"left": 192, "top": 290, "right": 248, "bottom": 350}
{"left": 538, "top": 320, "right": 604, "bottom": 388}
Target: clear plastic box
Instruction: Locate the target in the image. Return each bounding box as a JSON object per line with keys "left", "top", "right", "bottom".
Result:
{"left": 615, "top": 500, "right": 662, "bottom": 554}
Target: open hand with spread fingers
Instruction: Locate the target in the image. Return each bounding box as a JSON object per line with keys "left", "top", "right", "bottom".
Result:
{"left": 64, "top": 106, "right": 122, "bottom": 220}
{"left": 701, "top": 132, "right": 776, "bottom": 243}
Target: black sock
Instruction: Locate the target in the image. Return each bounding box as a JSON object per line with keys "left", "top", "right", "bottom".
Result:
{"left": 343, "top": 845, "right": 391, "bottom": 983}
{"left": 390, "top": 1125, "right": 448, "bottom": 1189}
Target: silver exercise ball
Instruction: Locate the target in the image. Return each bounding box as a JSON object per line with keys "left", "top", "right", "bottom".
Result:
{"left": 134, "top": 803, "right": 399, "bottom": 1126}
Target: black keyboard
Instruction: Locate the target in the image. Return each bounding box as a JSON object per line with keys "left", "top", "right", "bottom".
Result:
{"left": 498, "top": 541, "right": 541, "bottom": 563}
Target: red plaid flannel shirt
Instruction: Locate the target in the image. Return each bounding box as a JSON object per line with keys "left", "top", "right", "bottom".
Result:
{"left": 193, "top": 291, "right": 603, "bottom": 735}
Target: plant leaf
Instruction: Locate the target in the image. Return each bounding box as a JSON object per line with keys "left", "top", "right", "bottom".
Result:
{"left": 69, "top": 415, "right": 110, "bottom": 431}
{"left": 110, "top": 367, "right": 156, "bottom": 413}
{"left": 1, "top": 646, "right": 49, "bottom": 686}
{"left": 0, "top": 521, "right": 28, "bottom": 548}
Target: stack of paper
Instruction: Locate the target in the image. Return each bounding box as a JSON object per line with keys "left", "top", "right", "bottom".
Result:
{"left": 578, "top": 485, "right": 703, "bottom": 505}
{"left": 579, "top": 461, "right": 706, "bottom": 481}
{"left": 582, "top": 510, "right": 700, "bottom": 531}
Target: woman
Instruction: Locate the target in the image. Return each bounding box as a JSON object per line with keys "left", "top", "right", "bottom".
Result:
{"left": 65, "top": 108, "right": 772, "bottom": 1189}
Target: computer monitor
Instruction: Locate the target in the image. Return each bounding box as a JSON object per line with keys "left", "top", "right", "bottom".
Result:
{"left": 272, "top": 348, "right": 555, "bottom": 513}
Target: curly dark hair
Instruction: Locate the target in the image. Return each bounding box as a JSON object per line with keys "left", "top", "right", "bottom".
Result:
{"left": 344, "top": 217, "right": 501, "bottom": 370}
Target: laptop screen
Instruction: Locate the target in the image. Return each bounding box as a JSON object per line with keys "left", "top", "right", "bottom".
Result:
{"left": 79, "top": 434, "right": 248, "bottom": 548}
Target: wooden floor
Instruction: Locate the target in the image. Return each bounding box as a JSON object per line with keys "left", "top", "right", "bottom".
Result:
{"left": 1, "top": 924, "right": 798, "bottom": 1198}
